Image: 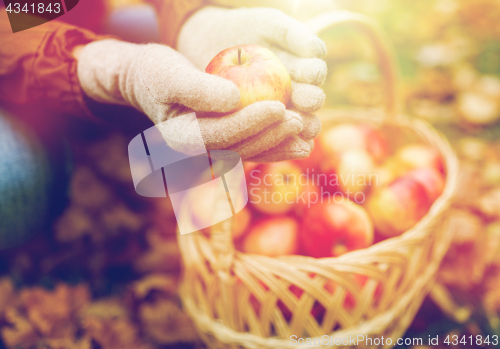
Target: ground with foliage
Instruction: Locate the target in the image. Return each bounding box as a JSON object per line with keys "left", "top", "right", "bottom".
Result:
{"left": 2, "top": 0, "right": 500, "bottom": 348}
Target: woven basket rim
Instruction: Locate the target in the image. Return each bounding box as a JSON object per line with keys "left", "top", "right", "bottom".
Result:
{"left": 180, "top": 249, "right": 440, "bottom": 348}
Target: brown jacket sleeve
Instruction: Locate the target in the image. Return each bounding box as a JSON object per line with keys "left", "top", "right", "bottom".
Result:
{"left": 0, "top": 9, "right": 110, "bottom": 118}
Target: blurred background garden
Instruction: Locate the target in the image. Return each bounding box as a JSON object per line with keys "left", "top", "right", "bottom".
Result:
{"left": 2, "top": 0, "right": 500, "bottom": 348}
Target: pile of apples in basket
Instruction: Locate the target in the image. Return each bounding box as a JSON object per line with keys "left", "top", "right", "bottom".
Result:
{"left": 226, "top": 122, "right": 445, "bottom": 259}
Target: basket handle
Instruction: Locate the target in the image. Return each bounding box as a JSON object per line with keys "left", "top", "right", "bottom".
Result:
{"left": 305, "top": 10, "right": 400, "bottom": 117}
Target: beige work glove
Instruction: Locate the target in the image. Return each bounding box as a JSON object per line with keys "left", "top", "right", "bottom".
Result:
{"left": 76, "top": 39, "right": 304, "bottom": 159}
{"left": 177, "top": 6, "right": 327, "bottom": 161}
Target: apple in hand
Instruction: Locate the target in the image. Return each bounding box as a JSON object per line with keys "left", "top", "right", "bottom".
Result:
{"left": 406, "top": 167, "right": 445, "bottom": 203}
{"left": 241, "top": 217, "right": 299, "bottom": 257}
{"left": 366, "top": 177, "right": 431, "bottom": 237}
{"left": 300, "top": 199, "right": 374, "bottom": 258}
{"left": 247, "top": 162, "right": 305, "bottom": 215}
{"left": 205, "top": 44, "right": 291, "bottom": 111}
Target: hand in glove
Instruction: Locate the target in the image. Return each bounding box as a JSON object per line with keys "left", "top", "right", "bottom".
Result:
{"left": 177, "top": 6, "right": 328, "bottom": 161}
{"left": 76, "top": 39, "right": 304, "bottom": 159}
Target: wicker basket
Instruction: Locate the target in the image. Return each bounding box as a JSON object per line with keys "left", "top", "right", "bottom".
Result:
{"left": 176, "top": 10, "right": 459, "bottom": 349}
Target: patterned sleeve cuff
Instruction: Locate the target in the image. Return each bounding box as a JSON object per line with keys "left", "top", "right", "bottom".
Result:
{"left": 33, "top": 23, "right": 114, "bottom": 119}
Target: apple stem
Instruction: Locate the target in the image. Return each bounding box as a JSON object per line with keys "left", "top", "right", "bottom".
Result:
{"left": 238, "top": 48, "right": 242, "bottom": 65}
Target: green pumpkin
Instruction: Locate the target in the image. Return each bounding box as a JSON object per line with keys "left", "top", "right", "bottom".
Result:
{"left": 0, "top": 112, "right": 71, "bottom": 250}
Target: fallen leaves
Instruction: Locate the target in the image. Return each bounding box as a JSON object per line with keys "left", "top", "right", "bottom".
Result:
{"left": 1, "top": 284, "right": 89, "bottom": 348}
{"left": 439, "top": 209, "right": 488, "bottom": 289}
{"left": 83, "top": 310, "right": 152, "bottom": 349}
{"left": 20, "top": 284, "right": 89, "bottom": 338}
{"left": 139, "top": 299, "right": 199, "bottom": 344}
{"left": 0, "top": 276, "right": 201, "bottom": 349}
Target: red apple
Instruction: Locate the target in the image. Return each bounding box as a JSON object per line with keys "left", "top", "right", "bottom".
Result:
{"left": 300, "top": 199, "right": 374, "bottom": 258}
{"left": 232, "top": 206, "right": 252, "bottom": 241}
{"left": 359, "top": 125, "right": 390, "bottom": 163}
{"left": 205, "top": 44, "right": 291, "bottom": 111}
{"left": 395, "top": 144, "right": 444, "bottom": 173}
{"left": 320, "top": 124, "right": 389, "bottom": 163}
{"left": 336, "top": 149, "right": 376, "bottom": 198}
{"left": 241, "top": 217, "right": 299, "bottom": 257}
{"left": 317, "top": 156, "right": 340, "bottom": 195}
{"left": 366, "top": 177, "right": 431, "bottom": 238}
{"left": 320, "top": 124, "right": 365, "bottom": 154}
{"left": 320, "top": 149, "right": 376, "bottom": 200}
{"left": 185, "top": 180, "right": 219, "bottom": 232}
{"left": 247, "top": 162, "right": 305, "bottom": 215}
{"left": 294, "top": 183, "right": 320, "bottom": 217}
{"left": 406, "top": 167, "right": 445, "bottom": 203}
{"left": 184, "top": 175, "right": 247, "bottom": 235}
{"left": 293, "top": 138, "right": 324, "bottom": 172}
{"left": 243, "top": 161, "right": 259, "bottom": 175}
{"left": 372, "top": 158, "right": 402, "bottom": 189}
